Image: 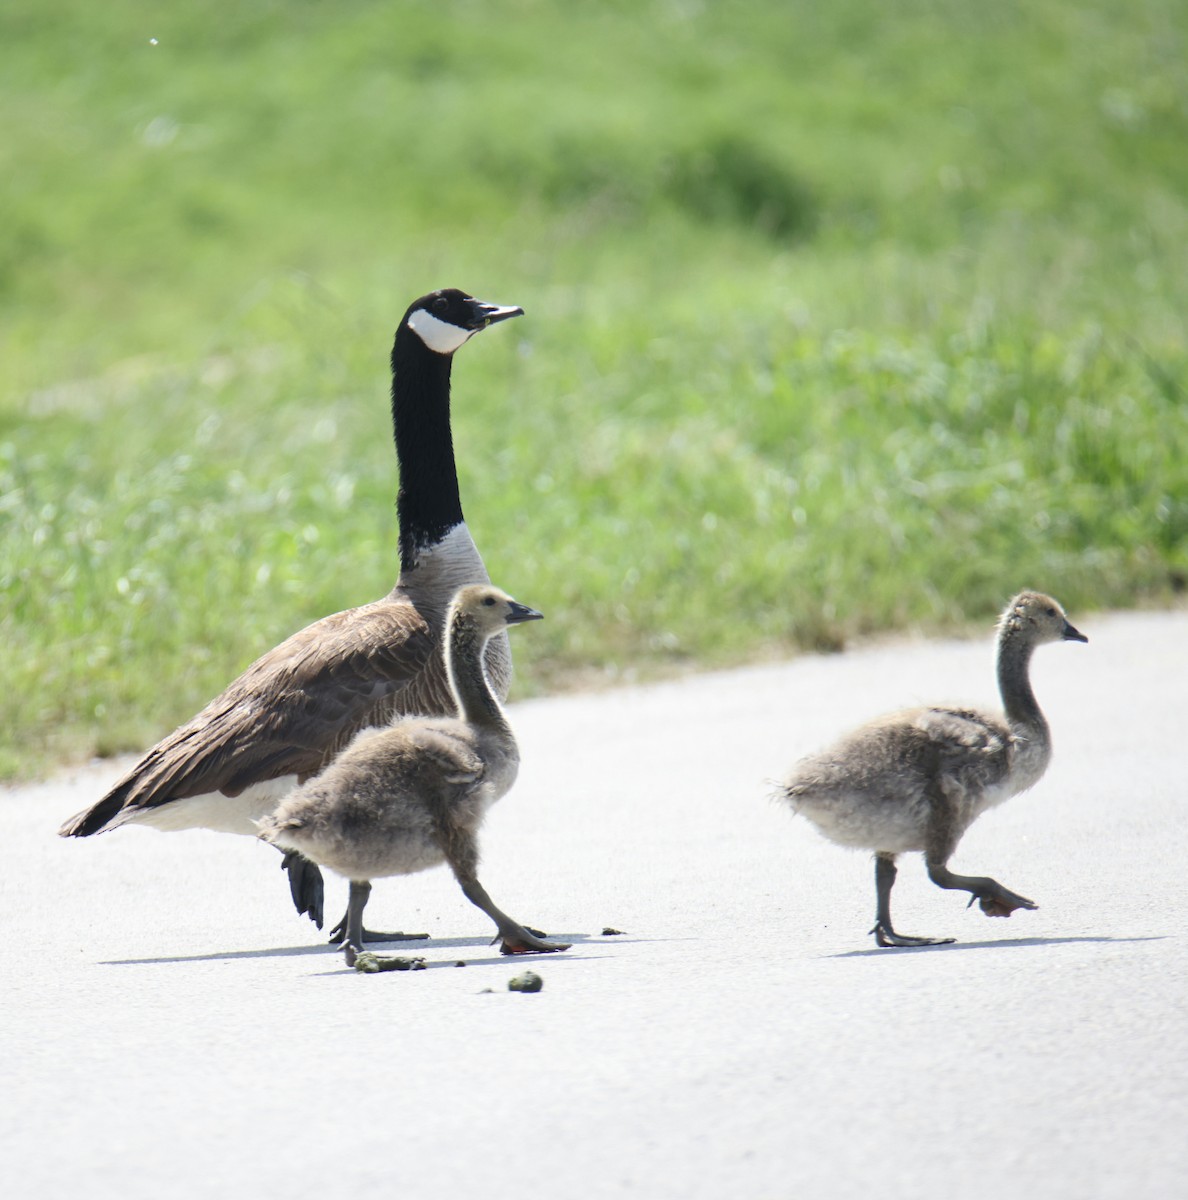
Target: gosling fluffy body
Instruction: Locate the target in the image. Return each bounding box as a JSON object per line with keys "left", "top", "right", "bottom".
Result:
{"left": 258, "top": 584, "right": 570, "bottom": 962}
{"left": 261, "top": 681, "right": 518, "bottom": 889}
{"left": 781, "top": 591, "right": 1087, "bottom": 947}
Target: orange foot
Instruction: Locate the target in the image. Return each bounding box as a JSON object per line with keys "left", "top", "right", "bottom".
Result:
{"left": 499, "top": 934, "right": 571, "bottom": 955}
{"left": 979, "top": 896, "right": 1025, "bottom": 918}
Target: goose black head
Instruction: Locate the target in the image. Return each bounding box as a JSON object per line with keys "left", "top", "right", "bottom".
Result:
{"left": 404, "top": 288, "right": 523, "bottom": 356}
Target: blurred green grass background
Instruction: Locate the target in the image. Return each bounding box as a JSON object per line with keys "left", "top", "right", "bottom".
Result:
{"left": 2, "top": 0, "right": 1186, "bottom": 777}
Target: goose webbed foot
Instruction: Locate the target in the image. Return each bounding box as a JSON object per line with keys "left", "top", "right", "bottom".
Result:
{"left": 280, "top": 850, "right": 325, "bottom": 930}
{"left": 871, "top": 922, "right": 956, "bottom": 949}
{"left": 497, "top": 926, "right": 572, "bottom": 956}
{"left": 327, "top": 915, "right": 429, "bottom": 946}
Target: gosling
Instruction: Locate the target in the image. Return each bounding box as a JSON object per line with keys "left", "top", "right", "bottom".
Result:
{"left": 258, "top": 584, "right": 571, "bottom": 966}
{"left": 780, "top": 591, "right": 1086, "bottom": 948}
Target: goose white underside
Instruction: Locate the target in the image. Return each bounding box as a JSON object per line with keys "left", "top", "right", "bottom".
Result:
{"left": 126, "top": 776, "right": 301, "bottom": 836}
{"left": 121, "top": 725, "right": 405, "bottom": 835}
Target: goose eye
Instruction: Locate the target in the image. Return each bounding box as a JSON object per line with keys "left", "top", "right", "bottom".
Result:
{"left": 432, "top": 296, "right": 448, "bottom": 313}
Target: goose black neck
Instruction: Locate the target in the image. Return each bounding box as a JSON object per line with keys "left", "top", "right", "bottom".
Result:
{"left": 391, "top": 326, "right": 465, "bottom": 568}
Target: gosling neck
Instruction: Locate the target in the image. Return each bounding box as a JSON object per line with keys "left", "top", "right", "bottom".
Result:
{"left": 996, "top": 630, "right": 1047, "bottom": 735}
{"left": 446, "top": 618, "right": 510, "bottom": 732}
{"left": 390, "top": 325, "right": 465, "bottom": 571}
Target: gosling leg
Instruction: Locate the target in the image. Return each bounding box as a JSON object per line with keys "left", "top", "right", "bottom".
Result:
{"left": 455, "top": 874, "right": 571, "bottom": 954}
{"left": 871, "top": 853, "right": 956, "bottom": 948}
{"left": 340, "top": 880, "right": 369, "bottom": 968}
{"left": 327, "top": 910, "right": 430, "bottom": 948}
{"left": 441, "top": 829, "right": 568, "bottom": 954}
{"left": 334, "top": 880, "right": 430, "bottom": 965}
{"left": 926, "top": 862, "right": 1038, "bottom": 918}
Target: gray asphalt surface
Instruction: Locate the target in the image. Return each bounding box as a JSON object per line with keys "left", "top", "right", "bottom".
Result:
{"left": 3, "top": 607, "right": 1185, "bottom": 1199}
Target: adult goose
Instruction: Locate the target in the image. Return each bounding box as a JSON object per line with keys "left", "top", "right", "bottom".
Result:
{"left": 259, "top": 584, "right": 570, "bottom": 965}
{"left": 60, "top": 288, "right": 522, "bottom": 944}
{"left": 780, "top": 591, "right": 1086, "bottom": 948}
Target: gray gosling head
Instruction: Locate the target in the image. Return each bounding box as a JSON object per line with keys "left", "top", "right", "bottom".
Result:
{"left": 448, "top": 584, "right": 543, "bottom": 636}
{"left": 998, "top": 591, "right": 1087, "bottom": 646}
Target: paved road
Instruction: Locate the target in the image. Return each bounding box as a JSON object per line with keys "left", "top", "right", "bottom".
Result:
{"left": 3, "top": 608, "right": 1185, "bottom": 1199}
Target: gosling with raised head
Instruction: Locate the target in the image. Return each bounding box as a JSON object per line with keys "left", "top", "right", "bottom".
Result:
{"left": 780, "top": 591, "right": 1086, "bottom": 947}
{"left": 258, "top": 584, "right": 570, "bottom": 966}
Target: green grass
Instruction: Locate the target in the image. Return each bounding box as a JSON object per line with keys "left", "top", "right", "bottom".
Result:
{"left": 2, "top": 0, "right": 1186, "bottom": 777}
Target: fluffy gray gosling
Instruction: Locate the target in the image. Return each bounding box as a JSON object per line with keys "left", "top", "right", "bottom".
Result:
{"left": 780, "top": 591, "right": 1086, "bottom": 948}
{"left": 258, "top": 584, "right": 570, "bottom": 967}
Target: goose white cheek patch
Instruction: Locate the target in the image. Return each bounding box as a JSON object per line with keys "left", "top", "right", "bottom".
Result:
{"left": 407, "top": 309, "right": 476, "bottom": 355}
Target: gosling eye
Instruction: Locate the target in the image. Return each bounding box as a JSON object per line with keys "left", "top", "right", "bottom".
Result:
{"left": 482, "top": 596, "right": 497, "bottom": 607}
{"left": 1045, "top": 607, "right": 1057, "bottom": 617}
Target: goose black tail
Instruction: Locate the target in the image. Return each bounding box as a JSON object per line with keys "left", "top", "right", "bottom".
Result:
{"left": 58, "top": 785, "right": 137, "bottom": 838}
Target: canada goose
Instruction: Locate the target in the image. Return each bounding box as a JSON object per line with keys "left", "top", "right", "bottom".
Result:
{"left": 59, "top": 288, "right": 523, "bottom": 944}
{"left": 780, "top": 591, "right": 1086, "bottom": 948}
{"left": 259, "top": 584, "right": 571, "bottom": 965}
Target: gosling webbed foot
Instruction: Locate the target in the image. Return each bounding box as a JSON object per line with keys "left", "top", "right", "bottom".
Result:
{"left": 969, "top": 884, "right": 1038, "bottom": 918}
{"left": 280, "top": 850, "right": 325, "bottom": 930}
{"left": 871, "top": 922, "right": 956, "bottom": 948}
{"left": 497, "top": 926, "right": 571, "bottom": 955}
{"left": 927, "top": 863, "right": 1038, "bottom": 921}
{"left": 327, "top": 915, "right": 430, "bottom": 946}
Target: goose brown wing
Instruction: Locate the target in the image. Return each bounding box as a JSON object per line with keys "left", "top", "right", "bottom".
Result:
{"left": 60, "top": 599, "right": 435, "bottom": 835}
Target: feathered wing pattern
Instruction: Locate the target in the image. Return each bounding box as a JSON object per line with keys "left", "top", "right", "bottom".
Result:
{"left": 59, "top": 598, "right": 436, "bottom": 837}
{"left": 911, "top": 706, "right": 1013, "bottom": 796}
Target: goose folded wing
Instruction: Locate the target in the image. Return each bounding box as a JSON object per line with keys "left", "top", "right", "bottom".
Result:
{"left": 83, "top": 602, "right": 436, "bottom": 825}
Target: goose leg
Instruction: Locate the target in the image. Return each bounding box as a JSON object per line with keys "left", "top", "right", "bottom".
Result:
{"left": 926, "top": 863, "right": 1037, "bottom": 918}
{"left": 871, "top": 853, "right": 955, "bottom": 948}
